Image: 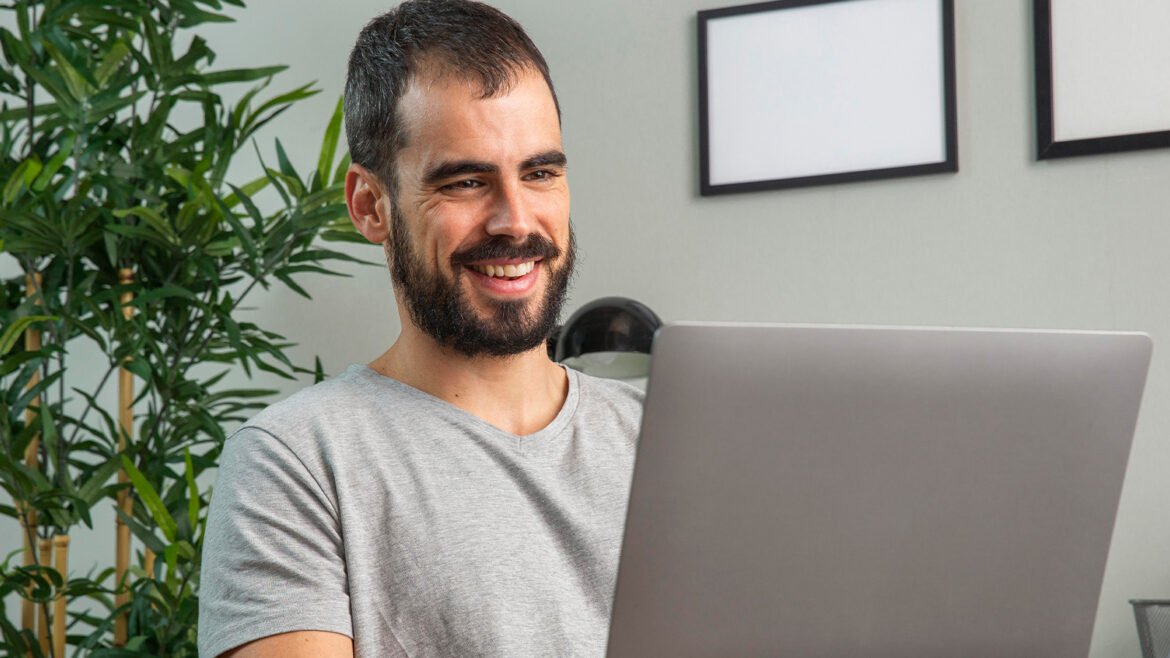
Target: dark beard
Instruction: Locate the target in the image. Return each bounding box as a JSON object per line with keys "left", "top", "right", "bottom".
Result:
{"left": 388, "top": 204, "right": 576, "bottom": 358}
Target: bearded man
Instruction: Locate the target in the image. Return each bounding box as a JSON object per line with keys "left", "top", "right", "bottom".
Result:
{"left": 197, "top": 1, "right": 644, "bottom": 657}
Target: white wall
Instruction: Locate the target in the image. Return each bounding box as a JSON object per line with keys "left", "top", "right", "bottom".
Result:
{"left": 6, "top": 1, "right": 1170, "bottom": 655}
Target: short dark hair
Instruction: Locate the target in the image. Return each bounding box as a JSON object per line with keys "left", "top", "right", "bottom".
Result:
{"left": 344, "top": 0, "right": 560, "bottom": 192}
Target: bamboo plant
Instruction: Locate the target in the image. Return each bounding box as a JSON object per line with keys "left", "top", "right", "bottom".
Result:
{"left": 0, "top": 1, "right": 368, "bottom": 655}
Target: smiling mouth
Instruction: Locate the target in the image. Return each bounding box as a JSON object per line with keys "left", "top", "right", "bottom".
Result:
{"left": 467, "top": 261, "right": 537, "bottom": 279}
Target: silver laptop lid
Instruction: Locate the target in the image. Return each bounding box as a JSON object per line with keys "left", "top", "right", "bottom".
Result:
{"left": 607, "top": 322, "right": 1151, "bottom": 658}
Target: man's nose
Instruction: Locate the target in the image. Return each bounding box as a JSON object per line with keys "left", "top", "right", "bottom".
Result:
{"left": 484, "top": 180, "right": 534, "bottom": 238}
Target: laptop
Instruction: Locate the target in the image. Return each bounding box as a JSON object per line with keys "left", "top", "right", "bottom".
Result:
{"left": 606, "top": 322, "right": 1152, "bottom": 658}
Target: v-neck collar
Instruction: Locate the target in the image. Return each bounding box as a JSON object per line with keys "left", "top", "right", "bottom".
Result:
{"left": 348, "top": 363, "right": 581, "bottom": 448}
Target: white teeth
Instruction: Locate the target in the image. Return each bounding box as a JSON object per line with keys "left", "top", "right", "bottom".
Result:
{"left": 471, "top": 261, "right": 535, "bottom": 278}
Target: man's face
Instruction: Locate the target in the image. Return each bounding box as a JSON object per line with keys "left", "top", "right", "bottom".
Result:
{"left": 387, "top": 67, "right": 574, "bottom": 357}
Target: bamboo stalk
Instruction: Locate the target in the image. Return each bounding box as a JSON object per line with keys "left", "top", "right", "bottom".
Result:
{"left": 114, "top": 267, "right": 133, "bottom": 647}
{"left": 52, "top": 534, "right": 69, "bottom": 658}
{"left": 18, "top": 503, "right": 35, "bottom": 657}
{"left": 22, "top": 272, "right": 42, "bottom": 651}
{"left": 23, "top": 274, "right": 41, "bottom": 466}
{"left": 37, "top": 538, "right": 50, "bottom": 657}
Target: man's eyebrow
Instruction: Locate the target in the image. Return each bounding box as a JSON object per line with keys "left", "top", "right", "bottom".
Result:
{"left": 522, "top": 151, "right": 567, "bottom": 170}
{"left": 423, "top": 160, "right": 498, "bottom": 185}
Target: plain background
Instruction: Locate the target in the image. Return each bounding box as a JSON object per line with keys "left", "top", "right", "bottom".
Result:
{"left": 4, "top": 1, "right": 1170, "bottom": 656}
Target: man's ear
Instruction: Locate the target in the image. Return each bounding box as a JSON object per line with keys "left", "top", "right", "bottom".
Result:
{"left": 346, "top": 163, "right": 392, "bottom": 244}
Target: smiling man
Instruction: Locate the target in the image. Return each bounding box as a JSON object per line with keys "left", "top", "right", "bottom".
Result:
{"left": 197, "top": 1, "right": 644, "bottom": 657}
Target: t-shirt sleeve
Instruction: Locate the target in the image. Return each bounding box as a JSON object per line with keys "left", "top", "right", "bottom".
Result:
{"left": 198, "top": 426, "right": 352, "bottom": 657}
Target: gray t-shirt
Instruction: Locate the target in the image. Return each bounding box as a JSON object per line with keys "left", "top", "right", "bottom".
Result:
{"left": 198, "top": 364, "right": 643, "bottom": 658}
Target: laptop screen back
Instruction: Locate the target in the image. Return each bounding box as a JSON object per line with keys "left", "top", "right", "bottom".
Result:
{"left": 607, "top": 323, "right": 1151, "bottom": 658}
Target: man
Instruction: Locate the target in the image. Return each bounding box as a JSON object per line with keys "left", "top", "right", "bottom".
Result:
{"left": 197, "top": 1, "right": 643, "bottom": 657}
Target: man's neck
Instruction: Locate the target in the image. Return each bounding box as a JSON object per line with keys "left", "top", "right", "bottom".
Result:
{"left": 368, "top": 327, "right": 568, "bottom": 437}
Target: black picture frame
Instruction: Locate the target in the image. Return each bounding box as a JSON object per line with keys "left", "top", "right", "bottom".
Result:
{"left": 1034, "top": 0, "right": 1170, "bottom": 160}
{"left": 698, "top": 0, "right": 958, "bottom": 196}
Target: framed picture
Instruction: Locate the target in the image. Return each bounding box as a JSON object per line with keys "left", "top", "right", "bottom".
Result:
{"left": 698, "top": 0, "right": 957, "bottom": 196}
{"left": 1034, "top": 0, "right": 1170, "bottom": 160}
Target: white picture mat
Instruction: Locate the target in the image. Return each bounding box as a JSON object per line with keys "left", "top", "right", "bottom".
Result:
{"left": 1050, "top": 0, "right": 1170, "bottom": 142}
{"left": 705, "top": 0, "right": 947, "bottom": 186}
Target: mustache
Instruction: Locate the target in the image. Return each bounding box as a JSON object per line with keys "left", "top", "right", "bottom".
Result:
{"left": 450, "top": 234, "right": 561, "bottom": 265}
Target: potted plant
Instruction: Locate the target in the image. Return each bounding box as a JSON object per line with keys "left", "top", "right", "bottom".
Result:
{"left": 0, "top": 1, "right": 367, "bottom": 655}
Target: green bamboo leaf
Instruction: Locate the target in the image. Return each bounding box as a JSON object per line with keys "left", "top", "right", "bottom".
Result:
{"left": 2, "top": 209, "right": 55, "bottom": 237}
{"left": 31, "top": 133, "right": 76, "bottom": 192}
{"left": 291, "top": 247, "right": 375, "bottom": 267}
{"left": 122, "top": 357, "right": 151, "bottom": 383}
{"left": 333, "top": 151, "right": 352, "bottom": 185}
{"left": 316, "top": 96, "right": 344, "bottom": 187}
{"left": 113, "top": 206, "right": 179, "bottom": 244}
{"left": 241, "top": 81, "right": 318, "bottom": 134}
{"left": 279, "top": 264, "right": 343, "bottom": 277}
{"left": 1, "top": 235, "right": 63, "bottom": 257}
{"left": 163, "top": 165, "right": 193, "bottom": 188}
{"left": 39, "top": 405, "right": 62, "bottom": 489}
{"left": 129, "top": 284, "right": 197, "bottom": 307}
{"left": 177, "top": 6, "right": 235, "bottom": 27}
{"left": 113, "top": 507, "right": 167, "bottom": 556}
{"left": 11, "top": 460, "right": 52, "bottom": 493}
{"left": 3, "top": 156, "right": 43, "bottom": 204}
{"left": 120, "top": 456, "right": 178, "bottom": 543}
{"left": 56, "top": 307, "right": 108, "bottom": 351}
{"left": 220, "top": 314, "right": 242, "bottom": 351}
{"left": 216, "top": 185, "right": 259, "bottom": 260}
{"left": 56, "top": 5, "right": 140, "bottom": 31}
{"left": 44, "top": 42, "right": 96, "bottom": 100}
{"left": 0, "top": 28, "right": 31, "bottom": 67}
{"left": 71, "top": 387, "right": 120, "bottom": 447}
{"left": 15, "top": 370, "right": 64, "bottom": 417}
{"left": 175, "top": 539, "right": 195, "bottom": 561}
{"left": 300, "top": 187, "right": 345, "bottom": 212}
{"left": 274, "top": 272, "right": 311, "bottom": 299}
{"left": 229, "top": 76, "right": 269, "bottom": 130}
{"left": 184, "top": 448, "right": 199, "bottom": 532}
{"left": 322, "top": 229, "right": 373, "bottom": 245}
{"left": 84, "top": 89, "right": 148, "bottom": 123}
{"left": 104, "top": 224, "right": 173, "bottom": 250}
{"left": 0, "top": 102, "right": 61, "bottom": 123}
{"left": 76, "top": 454, "right": 123, "bottom": 505}
{"left": 102, "top": 230, "right": 118, "bottom": 267}
{"left": 172, "top": 35, "right": 212, "bottom": 72}
{"left": 0, "top": 316, "right": 54, "bottom": 356}
{"left": 141, "top": 13, "right": 170, "bottom": 74}
{"left": 221, "top": 174, "right": 269, "bottom": 209}
{"left": 265, "top": 167, "right": 304, "bottom": 200}
{"left": 22, "top": 65, "right": 77, "bottom": 108}
{"left": 95, "top": 40, "right": 131, "bottom": 86}
{"left": 1, "top": 350, "right": 42, "bottom": 378}
{"left": 0, "top": 62, "right": 18, "bottom": 88}
{"left": 40, "top": 0, "right": 137, "bottom": 24}
{"left": 274, "top": 138, "right": 298, "bottom": 181}
{"left": 163, "top": 543, "right": 179, "bottom": 587}
{"left": 202, "top": 65, "right": 286, "bottom": 86}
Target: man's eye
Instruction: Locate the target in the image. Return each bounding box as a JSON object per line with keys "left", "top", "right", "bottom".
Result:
{"left": 443, "top": 179, "right": 482, "bottom": 191}
{"left": 526, "top": 169, "right": 558, "bottom": 181}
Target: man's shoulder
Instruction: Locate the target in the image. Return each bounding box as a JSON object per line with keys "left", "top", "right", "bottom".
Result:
{"left": 575, "top": 369, "right": 644, "bottom": 404}
{"left": 571, "top": 369, "right": 645, "bottom": 432}
{"left": 230, "top": 364, "right": 392, "bottom": 452}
